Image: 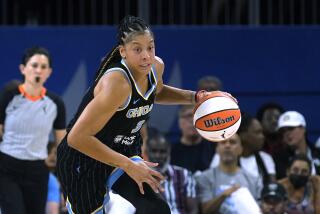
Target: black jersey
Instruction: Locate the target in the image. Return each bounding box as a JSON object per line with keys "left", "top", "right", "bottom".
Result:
{"left": 57, "top": 59, "right": 157, "bottom": 213}
{"left": 66, "top": 59, "right": 156, "bottom": 157}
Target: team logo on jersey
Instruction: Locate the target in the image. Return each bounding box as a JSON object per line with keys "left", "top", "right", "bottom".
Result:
{"left": 113, "top": 135, "right": 136, "bottom": 145}
{"left": 114, "top": 135, "right": 124, "bottom": 143}
{"left": 126, "top": 104, "right": 153, "bottom": 118}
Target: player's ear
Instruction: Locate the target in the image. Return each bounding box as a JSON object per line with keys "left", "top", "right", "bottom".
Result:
{"left": 119, "top": 45, "right": 126, "bottom": 59}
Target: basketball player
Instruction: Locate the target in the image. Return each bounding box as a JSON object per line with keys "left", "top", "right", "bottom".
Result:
{"left": 56, "top": 16, "right": 232, "bottom": 214}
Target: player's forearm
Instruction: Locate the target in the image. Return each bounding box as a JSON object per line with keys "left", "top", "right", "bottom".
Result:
{"left": 155, "top": 85, "right": 195, "bottom": 105}
{"left": 67, "top": 133, "right": 132, "bottom": 169}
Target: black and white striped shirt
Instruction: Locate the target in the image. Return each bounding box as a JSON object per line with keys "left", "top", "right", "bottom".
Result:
{"left": 161, "top": 164, "right": 197, "bottom": 214}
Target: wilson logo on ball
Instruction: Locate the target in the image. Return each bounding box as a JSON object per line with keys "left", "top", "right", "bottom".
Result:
{"left": 195, "top": 109, "right": 241, "bottom": 131}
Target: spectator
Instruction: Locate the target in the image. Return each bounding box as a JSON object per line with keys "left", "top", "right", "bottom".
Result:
{"left": 256, "top": 102, "right": 285, "bottom": 155}
{"left": 0, "top": 46, "right": 66, "bottom": 214}
{"left": 211, "top": 113, "right": 276, "bottom": 185}
{"left": 146, "top": 128, "right": 198, "bottom": 214}
{"left": 260, "top": 182, "right": 288, "bottom": 214}
{"left": 196, "top": 134, "right": 262, "bottom": 214}
{"left": 316, "top": 136, "right": 320, "bottom": 149}
{"left": 274, "top": 111, "right": 320, "bottom": 179}
{"left": 197, "top": 75, "right": 223, "bottom": 91}
{"left": 171, "top": 105, "right": 215, "bottom": 174}
{"left": 278, "top": 154, "right": 320, "bottom": 213}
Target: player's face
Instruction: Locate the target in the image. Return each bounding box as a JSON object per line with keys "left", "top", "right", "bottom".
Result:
{"left": 20, "top": 54, "right": 52, "bottom": 85}
{"left": 121, "top": 32, "right": 155, "bottom": 75}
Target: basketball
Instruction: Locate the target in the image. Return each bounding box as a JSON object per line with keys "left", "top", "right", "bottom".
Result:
{"left": 193, "top": 92, "right": 241, "bottom": 142}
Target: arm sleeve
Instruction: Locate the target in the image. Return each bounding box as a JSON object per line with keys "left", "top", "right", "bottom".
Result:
{"left": 0, "top": 88, "right": 14, "bottom": 124}
{"left": 52, "top": 95, "right": 66, "bottom": 130}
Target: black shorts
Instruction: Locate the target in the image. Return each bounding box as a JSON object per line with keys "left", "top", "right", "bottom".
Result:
{"left": 57, "top": 139, "right": 113, "bottom": 213}
{"left": 57, "top": 139, "right": 170, "bottom": 214}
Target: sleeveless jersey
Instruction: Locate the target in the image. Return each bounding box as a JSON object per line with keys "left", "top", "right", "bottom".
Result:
{"left": 56, "top": 59, "right": 157, "bottom": 213}
{"left": 59, "top": 58, "right": 157, "bottom": 159}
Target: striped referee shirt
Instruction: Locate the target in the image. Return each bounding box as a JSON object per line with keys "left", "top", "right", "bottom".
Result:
{"left": 161, "top": 164, "right": 197, "bottom": 214}
{"left": 0, "top": 85, "right": 66, "bottom": 160}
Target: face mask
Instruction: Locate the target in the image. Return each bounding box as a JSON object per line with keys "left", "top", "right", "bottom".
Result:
{"left": 289, "top": 174, "right": 309, "bottom": 189}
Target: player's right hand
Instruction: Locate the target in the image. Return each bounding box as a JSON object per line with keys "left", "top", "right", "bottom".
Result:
{"left": 124, "top": 160, "right": 165, "bottom": 195}
{"left": 196, "top": 90, "right": 238, "bottom": 104}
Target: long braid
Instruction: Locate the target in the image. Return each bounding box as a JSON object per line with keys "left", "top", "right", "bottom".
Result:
{"left": 94, "top": 46, "right": 121, "bottom": 82}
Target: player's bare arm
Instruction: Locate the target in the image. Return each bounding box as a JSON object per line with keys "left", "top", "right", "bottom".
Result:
{"left": 153, "top": 56, "right": 196, "bottom": 105}
{"left": 67, "top": 71, "right": 164, "bottom": 194}
{"left": 68, "top": 71, "right": 134, "bottom": 167}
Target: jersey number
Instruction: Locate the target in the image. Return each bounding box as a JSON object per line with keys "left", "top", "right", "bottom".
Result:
{"left": 131, "top": 120, "right": 145, "bottom": 133}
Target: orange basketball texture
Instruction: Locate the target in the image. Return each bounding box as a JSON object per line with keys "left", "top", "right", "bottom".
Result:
{"left": 193, "top": 92, "right": 241, "bottom": 141}
{"left": 195, "top": 109, "right": 241, "bottom": 131}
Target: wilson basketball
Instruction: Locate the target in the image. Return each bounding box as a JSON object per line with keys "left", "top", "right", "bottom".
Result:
{"left": 193, "top": 92, "right": 241, "bottom": 142}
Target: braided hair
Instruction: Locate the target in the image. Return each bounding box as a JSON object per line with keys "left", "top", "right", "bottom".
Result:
{"left": 94, "top": 15, "right": 153, "bottom": 81}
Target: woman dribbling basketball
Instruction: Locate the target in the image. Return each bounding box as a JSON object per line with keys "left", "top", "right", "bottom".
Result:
{"left": 56, "top": 15, "right": 235, "bottom": 214}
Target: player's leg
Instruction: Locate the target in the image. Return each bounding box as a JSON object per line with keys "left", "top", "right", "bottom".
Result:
{"left": 112, "top": 173, "right": 171, "bottom": 214}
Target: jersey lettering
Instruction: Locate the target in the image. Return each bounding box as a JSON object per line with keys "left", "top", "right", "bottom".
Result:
{"left": 126, "top": 104, "right": 153, "bottom": 118}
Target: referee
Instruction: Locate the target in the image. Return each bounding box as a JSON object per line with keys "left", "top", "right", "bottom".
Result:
{"left": 0, "top": 47, "right": 66, "bottom": 214}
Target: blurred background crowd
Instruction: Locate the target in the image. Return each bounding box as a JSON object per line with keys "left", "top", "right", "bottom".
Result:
{"left": 0, "top": 0, "right": 320, "bottom": 213}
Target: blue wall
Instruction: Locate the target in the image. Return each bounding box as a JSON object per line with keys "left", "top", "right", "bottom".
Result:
{"left": 0, "top": 26, "right": 319, "bottom": 142}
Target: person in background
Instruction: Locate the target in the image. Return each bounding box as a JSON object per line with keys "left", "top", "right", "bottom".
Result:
{"left": 315, "top": 136, "right": 320, "bottom": 149}
{"left": 45, "top": 142, "right": 60, "bottom": 214}
{"left": 274, "top": 111, "right": 320, "bottom": 179}
{"left": 260, "top": 182, "right": 288, "bottom": 214}
{"left": 0, "top": 46, "right": 66, "bottom": 214}
{"left": 238, "top": 113, "right": 276, "bottom": 185}
{"left": 197, "top": 75, "right": 223, "bottom": 91}
{"left": 146, "top": 128, "right": 198, "bottom": 214}
{"left": 196, "top": 134, "right": 262, "bottom": 214}
{"left": 210, "top": 113, "right": 276, "bottom": 185}
{"left": 256, "top": 102, "right": 285, "bottom": 156}
{"left": 171, "top": 105, "right": 215, "bottom": 174}
{"left": 278, "top": 154, "right": 320, "bottom": 214}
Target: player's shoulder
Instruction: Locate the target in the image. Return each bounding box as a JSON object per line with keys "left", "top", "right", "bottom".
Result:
{"left": 155, "top": 56, "right": 164, "bottom": 65}
{"left": 153, "top": 56, "right": 165, "bottom": 80}
{"left": 99, "top": 69, "right": 131, "bottom": 92}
